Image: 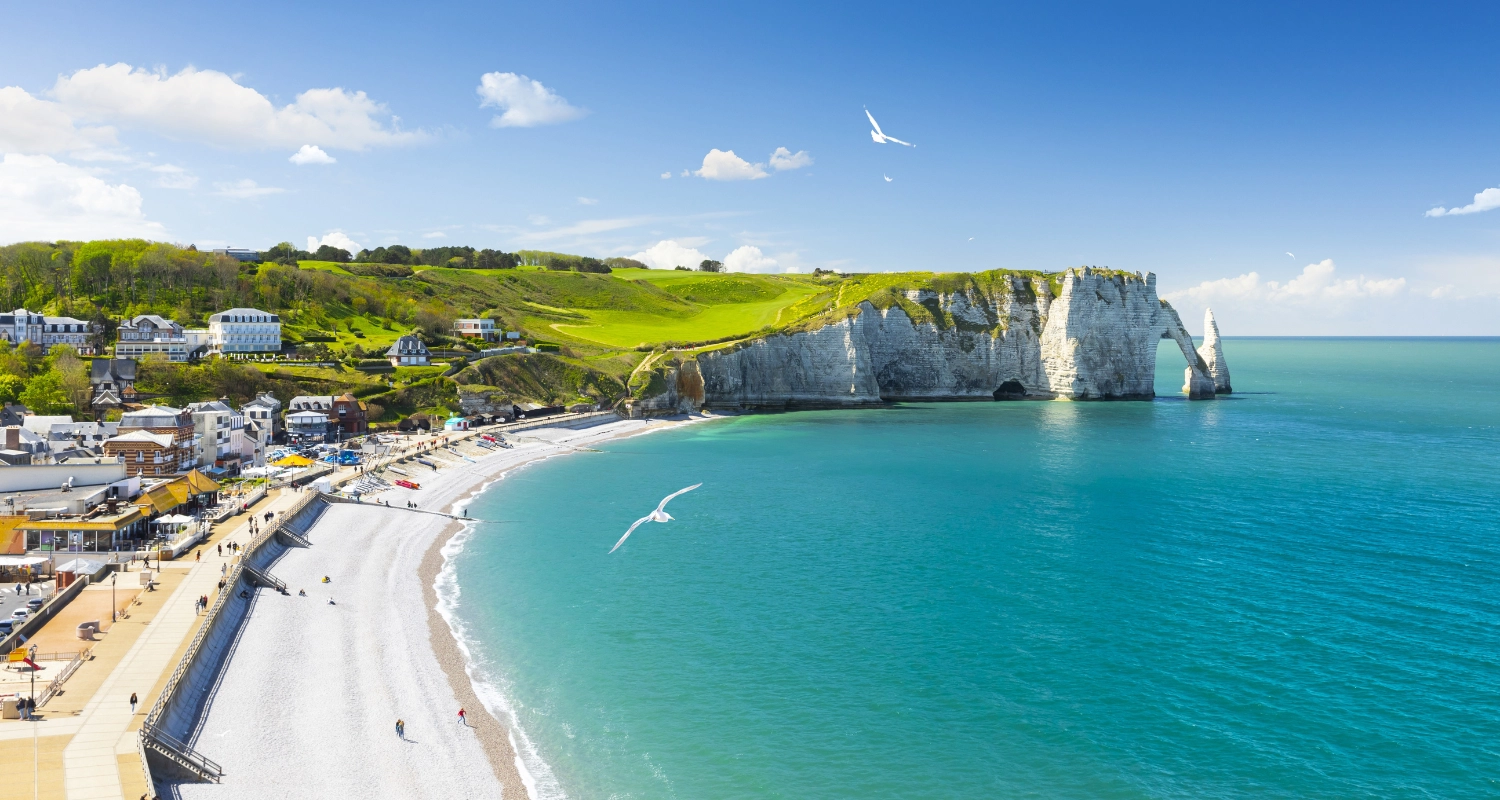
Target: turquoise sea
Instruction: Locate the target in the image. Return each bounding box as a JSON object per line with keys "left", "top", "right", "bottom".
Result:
{"left": 450, "top": 339, "right": 1500, "bottom": 799}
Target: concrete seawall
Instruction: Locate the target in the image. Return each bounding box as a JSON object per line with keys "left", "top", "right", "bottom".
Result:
{"left": 140, "top": 491, "right": 332, "bottom": 787}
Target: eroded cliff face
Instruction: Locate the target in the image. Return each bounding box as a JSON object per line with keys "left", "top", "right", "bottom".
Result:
{"left": 631, "top": 268, "right": 1225, "bottom": 413}
{"left": 1197, "top": 308, "right": 1232, "bottom": 394}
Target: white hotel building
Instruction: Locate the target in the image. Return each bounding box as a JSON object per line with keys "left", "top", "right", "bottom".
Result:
{"left": 207, "top": 308, "right": 281, "bottom": 354}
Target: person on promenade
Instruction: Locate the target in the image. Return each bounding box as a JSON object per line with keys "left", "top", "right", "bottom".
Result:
{"left": 458, "top": 708, "right": 466, "bottom": 726}
{"left": 195, "top": 550, "right": 201, "bottom": 562}
{"left": 130, "top": 692, "right": 137, "bottom": 714}
{"left": 396, "top": 719, "right": 405, "bottom": 739}
{"left": 217, "top": 544, "right": 222, "bottom": 557}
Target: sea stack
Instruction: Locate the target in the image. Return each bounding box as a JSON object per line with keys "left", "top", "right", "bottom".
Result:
{"left": 1197, "top": 308, "right": 1232, "bottom": 394}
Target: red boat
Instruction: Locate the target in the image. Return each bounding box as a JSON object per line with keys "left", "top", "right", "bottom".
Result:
{"left": 394, "top": 479, "right": 421, "bottom": 490}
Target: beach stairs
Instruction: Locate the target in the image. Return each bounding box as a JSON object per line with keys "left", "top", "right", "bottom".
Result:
{"left": 141, "top": 724, "right": 223, "bottom": 783}
{"left": 242, "top": 562, "right": 289, "bottom": 594}
{"left": 276, "top": 526, "right": 313, "bottom": 548}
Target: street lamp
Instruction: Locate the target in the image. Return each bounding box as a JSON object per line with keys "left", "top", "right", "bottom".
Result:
{"left": 111, "top": 572, "right": 117, "bottom": 623}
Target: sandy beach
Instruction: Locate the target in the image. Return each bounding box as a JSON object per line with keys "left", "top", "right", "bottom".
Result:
{"left": 176, "top": 415, "right": 705, "bottom": 798}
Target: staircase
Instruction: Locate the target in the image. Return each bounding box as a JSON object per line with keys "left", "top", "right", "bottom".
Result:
{"left": 241, "top": 563, "right": 288, "bottom": 594}
{"left": 275, "top": 527, "right": 313, "bottom": 548}
{"left": 141, "top": 724, "right": 223, "bottom": 783}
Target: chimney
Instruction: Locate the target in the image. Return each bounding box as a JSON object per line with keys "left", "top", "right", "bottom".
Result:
{"left": 4, "top": 426, "right": 16, "bottom": 451}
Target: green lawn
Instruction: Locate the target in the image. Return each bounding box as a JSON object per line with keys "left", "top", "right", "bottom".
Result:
{"left": 538, "top": 278, "right": 825, "bottom": 348}
{"left": 296, "top": 260, "right": 355, "bottom": 276}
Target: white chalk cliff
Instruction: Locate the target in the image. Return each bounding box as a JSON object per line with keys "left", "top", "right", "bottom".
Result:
{"left": 632, "top": 268, "right": 1227, "bottom": 413}
{"left": 1196, "top": 308, "right": 1232, "bottom": 393}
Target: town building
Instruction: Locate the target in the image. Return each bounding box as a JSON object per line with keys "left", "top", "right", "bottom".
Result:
{"left": 211, "top": 248, "right": 261, "bottom": 263}
{"left": 453, "top": 318, "right": 499, "bottom": 342}
{"left": 286, "top": 409, "right": 330, "bottom": 443}
{"left": 106, "top": 405, "right": 197, "bottom": 474}
{"left": 241, "top": 392, "right": 282, "bottom": 442}
{"left": 0, "top": 309, "right": 96, "bottom": 355}
{"left": 207, "top": 308, "right": 281, "bottom": 354}
{"left": 186, "top": 400, "right": 245, "bottom": 475}
{"left": 115, "top": 315, "right": 192, "bottom": 361}
{"left": 387, "top": 334, "right": 430, "bottom": 366}
{"left": 288, "top": 394, "right": 367, "bottom": 438}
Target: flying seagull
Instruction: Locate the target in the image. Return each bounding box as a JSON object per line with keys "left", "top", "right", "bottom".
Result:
{"left": 1286, "top": 252, "right": 1295, "bottom": 258}
{"left": 610, "top": 483, "right": 702, "bottom": 553}
{"left": 866, "top": 108, "right": 914, "bottom": 147}
{"left": 884, "top": 174, "right": 893, "bottom": 182}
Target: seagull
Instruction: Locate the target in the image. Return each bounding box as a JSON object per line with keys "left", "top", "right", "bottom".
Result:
{"left": 866, "top": 108, "right": 914, "bottom": 147}
{"left": 1286, "top": 252, "right": 1295, "bottom": 258}
{"left": 610, "top": 483, "right": 702, "bottom": 553}
{"left": 884, "top": 174, "right": 893, "bottom": 182}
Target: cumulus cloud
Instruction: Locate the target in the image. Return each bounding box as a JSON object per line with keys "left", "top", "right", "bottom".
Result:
{"left": 724, "top": 245, "right": 780, "bottom": 273}
{"left": 48, "top": 63, "right": 421, "bottom": 151}
{"left": 1425, "top": 187, "right": 1500, "bottom": 217}
{"left": 214, "top": 179, "right": 284, "bottom": 199}
{"left": 629, "top": 240, "right": 710, "bottom": 270}
{"left": 477, "top": 72, "right": 587, "bottom": 128}
{"left": 0, "top": 154, "right": 164, "bottom": 243}
{"left": 660, "top": 172, "right": 671, "bottom": 179}
{"left": 289, "top": 144, "right": 336, "bottom": 165}
{"left": 0, "top": 86, "right": 117, "bottom": 155}
{"left": 1165, "top": 260, "right": 1407, "bottom": 306}
{"left": 768, "top": 147, "right": 812, "bottom": 171}
{"left": 422, "top": 231, "right": 446, "bottom": 239}
{"left": 577, "top": 196, "right": 598, "bottom": 205}
{"left": 694, "top": 149, "right": 768, "bottom": 181}
{"left": 306, "top": 231, "right": 362, "bottom": 253}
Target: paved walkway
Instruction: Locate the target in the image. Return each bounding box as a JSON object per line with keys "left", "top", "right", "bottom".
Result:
{"left": 58, "top": 489, "right": 304, "bottom": 800}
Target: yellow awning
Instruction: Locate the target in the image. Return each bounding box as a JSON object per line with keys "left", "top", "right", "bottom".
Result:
{"left": 0, "top": 517, "right": 27, "bottom": 555}
{"left": 273, "top": 455, "right": 314, "bottom": 467}
{"left": 139, "top": 480, "right": 190, "bottom": 515}
{"left": 18, "top": 509, "right": 144, "bottom": 532}
{"left": 184, "top": 469, "right": 220, "bottom": 494}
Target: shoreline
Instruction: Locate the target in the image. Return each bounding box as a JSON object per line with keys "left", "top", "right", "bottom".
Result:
{"left": 409, "top": 414, "right": 715, "bottom": 798}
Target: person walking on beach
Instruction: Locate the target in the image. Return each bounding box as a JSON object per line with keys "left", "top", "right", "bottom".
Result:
{"left": 396, "top": 719, "right": 405, "bottom": 740}
{"left": 130, "top": 692, "right": 137, "bottom": 714}
{"left": 457, "top": 708, "right": 466, "bottom": 726}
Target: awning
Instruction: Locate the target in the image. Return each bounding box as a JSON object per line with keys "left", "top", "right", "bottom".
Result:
{"left": 0, "top": 556, "right": 48, "bottom": 567}
{"left": 56, "top": 558, "right": 107, "bottom": 574}
{"left": 273, "top": 455, "right": 314, "bottom": 467}
{"left": 154, "top": 514, "right": 195, "bottom": 524}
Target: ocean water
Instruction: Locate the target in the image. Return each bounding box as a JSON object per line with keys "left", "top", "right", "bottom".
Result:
{"left": 450, "top": 339, "right": 1500, "bottom": 799}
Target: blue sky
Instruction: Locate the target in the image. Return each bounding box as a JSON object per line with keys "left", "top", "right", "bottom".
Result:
{"left": 2, "top": 1, "right": 1499, "bottom": 334}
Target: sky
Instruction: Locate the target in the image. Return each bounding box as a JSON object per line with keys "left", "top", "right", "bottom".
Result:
{"left": 2, "top": 1, "right": 1499, "bottom": 335}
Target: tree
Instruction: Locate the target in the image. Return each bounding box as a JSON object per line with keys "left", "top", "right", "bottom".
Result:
{"left": 604, "top": 257, "right": 648, "bottom": 270}
{"left": 262, "top": 242, "right": 307, "bottom": 266}
{"left": 699, "top": 259, "right": 723, "bottom": 273}
{"left": 313, "top": 245, "right": 351, "bottom": 263}
{"left": 0, "top": 374, "right": 22, "bottom": 405}
{"left": 19, "top": 371, "right": 72, "bottom": 415}
{"left": 48, "top": 347, "right": 92, "bottom": 413}
{"left": 476, "top": 249, "right": 519, "bottom": 269}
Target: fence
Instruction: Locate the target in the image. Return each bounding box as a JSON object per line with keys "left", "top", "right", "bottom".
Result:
{"left": 0, "top": 572, "right": 92, "bottom": 654}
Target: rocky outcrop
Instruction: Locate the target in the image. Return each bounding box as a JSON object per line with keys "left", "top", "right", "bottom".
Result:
{"left": 629, "top": 268, "right": 1226, "bottom": 413}
{"left": 1197, "top": 308, "right": 1231, "bottom": 393}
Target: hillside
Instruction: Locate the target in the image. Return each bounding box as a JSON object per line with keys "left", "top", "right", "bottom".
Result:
{"left": 0, "top": 238, "right": 1104, "bottom": 419}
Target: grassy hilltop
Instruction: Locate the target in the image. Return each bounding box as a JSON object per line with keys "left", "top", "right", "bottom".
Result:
{"left": 0, "top": 238, "right": 1085, "bottom": 420}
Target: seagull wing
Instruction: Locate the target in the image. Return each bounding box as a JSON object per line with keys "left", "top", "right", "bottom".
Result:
{"left": 883, "top": 134, "right": 914, "bottom": 147}
{"left": 610, "top": 514, "right": 653, "bottom": 553}
{"left": 656, "top": 483, "right": 702, "bottom": 514}
{"left": 865, "top": 108, "right": 885, "bottom": 137}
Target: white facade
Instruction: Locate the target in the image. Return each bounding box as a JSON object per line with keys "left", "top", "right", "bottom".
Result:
{"left": 186, "top": 400, "right": 239, "bottom": 469}
{"left": 208, "top": 308, "right": 281, "bottom": 353}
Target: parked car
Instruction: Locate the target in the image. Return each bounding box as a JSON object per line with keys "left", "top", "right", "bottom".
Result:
{"left": 11, "top": 608, "right": 28, "bottom": 621}
{"left": 26, "top": 598, "right": 43, "bottom": 611}
{"left": 0, "top": 619, "right": 13, "bottom": 635}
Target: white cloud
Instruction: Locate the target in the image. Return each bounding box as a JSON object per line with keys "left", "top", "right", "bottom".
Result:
{"left": 214, "top": 179, "right": 284, "bottom": 199}
{"left": 476, "top": 72, "right": 587, "bottom": 128}
{"left": 695, "top": 149, "right": 768, "bottom": 181}
{"left": 306, "top": 231, "right": 362, "bottom": 253}
{"left": 289, "top": 144, "right": 336, "bottom": 165}
{"left": 768, "top": 147, "right": 812, "bottom": 171}
{"left": 680, "top": 169, "right": 690, "bottom": 177}
{"left": 1165, "top": 259, "right": 1406, "bottom": 306}
{"left": 150, "top": 163, "right": 197, "bottom": 189}
{"left": 50, "top": 63, "right": 420, "bottom": 151}
{"left": 577, "top": 196, "right": 598, "bottom": 205}
{"left": 527, "top": 214, "right": 551, "bottom": 226}
{"left": 630, "top": 239, "right": 710, "bottom": 270}
{"left": 0, "top": 153, "right": 164, "bottom": 243}
{"left": 1425, "top": 187, "right": 1500, "bottom": 217}
{"left": 660, "top": 172, "right": 672, "bottom": 179}
{"left": 724, "top": 245, "right": 780, "bottom": 273}
{"left": 0, "top": 86, "right": 117, "bottom": 155}
{"left": 422, "top": 231, "right": 446, "bottom": 239}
